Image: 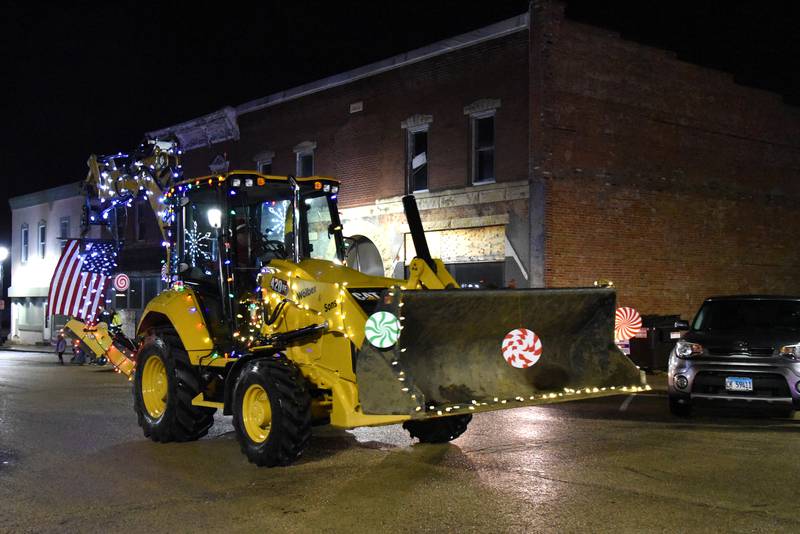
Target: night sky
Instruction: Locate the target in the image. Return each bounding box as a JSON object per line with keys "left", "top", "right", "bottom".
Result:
{"left": 1, "top": 0, "right": 797, "bottom": 244}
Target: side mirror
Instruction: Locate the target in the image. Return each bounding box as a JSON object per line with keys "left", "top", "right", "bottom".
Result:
{"left": 344, "top": 235, "right": 384, "bottom": 277}
{"left": 674, "top": 320, "right": 690, "bottom": 330}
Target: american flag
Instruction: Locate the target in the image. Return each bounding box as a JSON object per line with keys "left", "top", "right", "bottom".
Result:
{"left": 47, "top": 239, "right": 118, "bottom": 322}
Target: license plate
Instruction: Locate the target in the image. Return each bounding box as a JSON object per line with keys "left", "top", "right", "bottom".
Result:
{"left": 725, "top": 377, "right": 753, "bottom": 392}
{"left": 670, "top": 331, "right": 681, "bottom": 339}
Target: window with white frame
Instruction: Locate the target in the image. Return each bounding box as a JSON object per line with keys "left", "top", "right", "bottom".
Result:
{"left": 401, "top": 114, "right": 433, "bottom": 193}
{"left": 21, "top": 224, "right": 28, "bottom": 263}
{"left": 38, "top": 221, "right": 46, "bottom": 258}
{"left": 59, "top": 216, "right": 70, "bottom": 239}
{"left": 254, "top": 150, "right": 275, "bottom": 175}
{"left": 407, "top": 126, "right": 429, "bottom": 192}
{"left": 464, "top": 99, "right": 500, "bottom": 185}
{"left": 294, "top": 141, "right": 316, "bottom": 177}
{"left": 472, "top": 112, "right": 495, "bottom": 184}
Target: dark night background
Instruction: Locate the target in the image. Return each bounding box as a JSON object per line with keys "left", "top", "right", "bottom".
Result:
{"left": 0, "top": 0, "right": 797, "bottom": 246}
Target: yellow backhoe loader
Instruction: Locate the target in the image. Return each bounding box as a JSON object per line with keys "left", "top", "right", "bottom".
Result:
{"left": 65, "top": 143, "right": 645, "bottom": 467}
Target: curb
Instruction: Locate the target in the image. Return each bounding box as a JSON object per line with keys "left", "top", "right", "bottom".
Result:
{"left": 0, "top": 346, "right": 54, "bottom": 354}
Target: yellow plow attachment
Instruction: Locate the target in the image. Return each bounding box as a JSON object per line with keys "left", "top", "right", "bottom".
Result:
{"left": 356, "top": 287, "right": 645, "bottom": 418}
{"left": 64, "top": 319, "right": 136, "bottom": 377}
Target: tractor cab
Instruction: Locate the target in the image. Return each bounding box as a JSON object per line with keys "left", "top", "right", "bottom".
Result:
{"left": 168, "top": 172, "right": 344, "bottom": 344}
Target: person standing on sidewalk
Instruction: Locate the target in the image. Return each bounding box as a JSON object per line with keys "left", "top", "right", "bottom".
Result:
{"left": 55, "top": 333, "right": 67, "bottom": 365}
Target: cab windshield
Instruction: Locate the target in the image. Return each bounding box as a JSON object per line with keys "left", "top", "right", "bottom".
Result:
{"left": 230, "top": 183, "right": 296, "bottom": 268}
{"left": 226, "top": 181, "right": 342, "bottom": 268}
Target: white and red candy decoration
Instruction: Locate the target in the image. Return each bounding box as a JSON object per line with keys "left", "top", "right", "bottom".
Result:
{"left": 113, "top": 273, "right": 130, "bottom": 292}
{"left": 615, "top": 307, "right": 642, "bottom": 341}
{"left": 501, "top": 328, "right": 543, "bottom": 369}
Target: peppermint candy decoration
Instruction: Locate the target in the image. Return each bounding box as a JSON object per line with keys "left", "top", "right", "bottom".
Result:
{"left": 615, "top": 307, "right": 642, "bottom": 341}
{"left": 365, "top": 311, "right": 401, "bottom": 349}
{"left": 501, "top": 328, "right": 542, "bottom": 369}
{"left": 113, "top": 273, "right": 130, "bottom": 292}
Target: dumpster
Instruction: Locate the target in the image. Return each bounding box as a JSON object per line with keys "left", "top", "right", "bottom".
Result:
{"left": 629, "top": 315, "right": 688, "bottom": 371}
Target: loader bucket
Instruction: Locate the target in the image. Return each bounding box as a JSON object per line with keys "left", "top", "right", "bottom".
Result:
{"left": 64, "top": 319, "right": 136, "bottom": 377}
{"left": 355, "top": 287, "right": 645, "bottom": 418}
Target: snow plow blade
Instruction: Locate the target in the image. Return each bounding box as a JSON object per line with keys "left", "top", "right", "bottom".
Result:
{"left": 355, "top": 287, "right": 645, "bottom": 418}
{"left": 64, "top": 319, "right": 136, "bottom": 377}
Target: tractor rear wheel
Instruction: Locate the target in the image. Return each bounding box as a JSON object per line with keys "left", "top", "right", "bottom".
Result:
{"left": 233, "top": 356, "right": 312, "bottom": 467}
{"left": 132, "top": 338, "right": 215, "bottom": 442}
{"left": 403, "top": 414, "right": 472, "bottom": 443}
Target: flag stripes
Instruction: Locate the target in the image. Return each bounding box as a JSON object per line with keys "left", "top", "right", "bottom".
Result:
{"left": 47, "top": 239, "right": 115, "bottom": 322}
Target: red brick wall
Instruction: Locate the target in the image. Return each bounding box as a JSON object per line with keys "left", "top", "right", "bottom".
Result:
{"left": 534, "top": 1, "right": 800, "bottom": 318}
{"left": 183, "top": 31, "right": 530, "bottom": 209}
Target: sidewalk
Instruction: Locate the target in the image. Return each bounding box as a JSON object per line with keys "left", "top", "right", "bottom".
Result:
{"left": 0, "top": 343, "right": 54, "bottom": 354}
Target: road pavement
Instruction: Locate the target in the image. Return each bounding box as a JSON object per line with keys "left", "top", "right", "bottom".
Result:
{"left": 1, "top": 351, "right": 798, "bottom": 533}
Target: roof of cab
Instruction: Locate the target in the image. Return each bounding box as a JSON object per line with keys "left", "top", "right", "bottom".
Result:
{"left": 173, "top": 171, "right": 339, "bottom": 188}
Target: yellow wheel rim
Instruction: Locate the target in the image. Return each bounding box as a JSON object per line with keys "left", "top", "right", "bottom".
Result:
{"left": 242, "top": 384, "right": 272, "bottom": 443}
{"left": 141, "top": 355, "right": 168, "bottom": 419}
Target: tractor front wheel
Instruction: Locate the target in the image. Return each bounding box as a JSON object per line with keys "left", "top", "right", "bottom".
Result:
{"left": 233, "top": 356, "right": 312, "bottom": 467}
{"left": 403, "top": 414, "right": 472, "bottom": 443}
{"left": 132, "top": 339, "right": 215, "bottom": 442}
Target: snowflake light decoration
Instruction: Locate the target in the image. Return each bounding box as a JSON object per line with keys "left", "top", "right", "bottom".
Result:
{"left": 265, "top": 201, "right": 288, "bottom": 237}
{"left": 186, "top": 220, "right": 212, "bottom": 266}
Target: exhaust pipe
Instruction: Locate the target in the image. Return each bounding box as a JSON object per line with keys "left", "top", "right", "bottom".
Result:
{"left": 402, "top": 195, "right": 436, "bottom": 272}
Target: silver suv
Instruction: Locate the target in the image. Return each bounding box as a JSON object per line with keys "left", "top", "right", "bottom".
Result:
{"left": 668, "top": 296, "right": 800, "bottom": 417}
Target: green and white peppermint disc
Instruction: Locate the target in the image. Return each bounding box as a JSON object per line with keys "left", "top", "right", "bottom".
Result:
{"left": 365, "top": 311, "right": 401, "bottom": 348}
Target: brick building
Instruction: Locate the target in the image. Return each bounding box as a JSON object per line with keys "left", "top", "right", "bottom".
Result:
{"left": 149, "top": 1, "right": 800, "bottom": 319}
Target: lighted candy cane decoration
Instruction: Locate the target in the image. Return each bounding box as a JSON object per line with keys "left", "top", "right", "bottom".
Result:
{"left": 615, "top": 307, "right": 642, "bottom": 341}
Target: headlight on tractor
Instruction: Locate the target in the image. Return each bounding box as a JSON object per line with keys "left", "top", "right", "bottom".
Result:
{"left": 779, "top": 344, "right": 800, "bottom": 360}
{"left": 675, "top": 340, "right": 704, "bottom": 359}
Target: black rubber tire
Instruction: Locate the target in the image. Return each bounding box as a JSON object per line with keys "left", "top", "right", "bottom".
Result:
{"left": 232, "top": 356, "right": 312, "bottom": 467}
{"left": 403, "top": 414, "right": 472, "bottom": 443}
{"left": 669, "top": 396, "right": 692, "bottom": 417}
{"left": 132, "top": 338, "right": 216, "bottom": 442}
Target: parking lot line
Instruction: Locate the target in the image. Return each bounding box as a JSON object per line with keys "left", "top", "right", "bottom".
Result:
{"left": 619, "top": 394, "right": 637, "bottom": 412}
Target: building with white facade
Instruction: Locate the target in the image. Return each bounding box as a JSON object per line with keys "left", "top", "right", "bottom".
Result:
{"left": 8, "top": 182, "right": 164, "bottom": 344}
{"left": 8, "top": 182, "right": 96, "bottom": 344}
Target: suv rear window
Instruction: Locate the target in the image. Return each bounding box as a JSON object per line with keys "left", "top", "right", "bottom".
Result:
{"left": 692, "top": 300, "right": 800, "bottom": 331}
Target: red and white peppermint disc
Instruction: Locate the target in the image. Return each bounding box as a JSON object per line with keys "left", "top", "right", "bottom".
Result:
{"left": 113, "top": 273, "right": 130, "bottom": 292}
{"left": 501, "top": 328, "right": 542, "bottom": 369}
{"left": 615, "top": 307, "right": 642, "bottom": 341}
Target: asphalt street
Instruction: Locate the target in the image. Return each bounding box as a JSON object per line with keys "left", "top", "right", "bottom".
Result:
{"left": 1, "top": 351, "right": 799, "bottom": 533}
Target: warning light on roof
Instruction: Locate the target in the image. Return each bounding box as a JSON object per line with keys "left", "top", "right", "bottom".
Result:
{"left": 257, "top": 177, "right": 265, "bottom": 186}
{"left": 314, "top": 181, "right": 322, "bottom": 190}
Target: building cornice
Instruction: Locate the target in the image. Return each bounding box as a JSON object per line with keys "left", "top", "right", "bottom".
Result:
{"left": 147, "top": 106, "right": 240, "bottom": 151}
{"left": 146, "top": 13, "right": 528, "bottom": 150}
{"left": 8, "top": 182, "right": 82, "bottom": 210}
{"left": 236, "top": 14, "right": 528, "bottom": 117}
